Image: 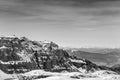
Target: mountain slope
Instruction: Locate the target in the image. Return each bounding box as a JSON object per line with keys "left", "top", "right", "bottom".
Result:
{"left": 15, "top": 70, "right": 120, "bottom": 80}
{"left": 0, "top": 36, "right": 111, "bottom": 74}
{"left": 0, "top": 36, "right": 120, "bottom": 80}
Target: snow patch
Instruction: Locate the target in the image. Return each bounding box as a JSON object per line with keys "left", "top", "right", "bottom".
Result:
{"left": 13, "top": 70, "right": 120, "bottom": 80}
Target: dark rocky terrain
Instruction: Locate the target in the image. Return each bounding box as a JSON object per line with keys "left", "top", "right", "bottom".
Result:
{"left": 0, "top": 36, "right": 113, "bottom": 74}
{"left": 111, "top": 64, "right": 120, "bottom": 74}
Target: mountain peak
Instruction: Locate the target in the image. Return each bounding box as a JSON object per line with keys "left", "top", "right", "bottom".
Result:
{"left": 0, "top": 36, "right": 115, "bottom": 74}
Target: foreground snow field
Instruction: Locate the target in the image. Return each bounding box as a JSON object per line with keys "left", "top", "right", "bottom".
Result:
{"left": 0, "top": 69, "right": 120, "bottom": 80}
{"left": 12, "top": 70, "right": 120, "bottom": 80}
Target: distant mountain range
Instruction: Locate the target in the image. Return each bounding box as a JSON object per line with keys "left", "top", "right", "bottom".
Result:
{"left": 63, "top": 47, "right": 120, "bottom": 54}
{"left": 64, "top": 48, "right": 120, "bottom": 67}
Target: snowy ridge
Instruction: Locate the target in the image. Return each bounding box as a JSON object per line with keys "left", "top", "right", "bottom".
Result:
{"left": 0, "top": 36, "right": 119, "bottom": 80}
{"left": 11, "top": 70, "right": 120, "bottom": 80}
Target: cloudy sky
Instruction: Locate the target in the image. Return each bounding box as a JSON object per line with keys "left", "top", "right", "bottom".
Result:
{"left": 0, "top": 0, "right": 120, "bottom": 48}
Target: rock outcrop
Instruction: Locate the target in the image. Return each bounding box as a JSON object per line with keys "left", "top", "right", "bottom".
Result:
{"left": 0, "top": 36, "right": 111, "bottom": 74}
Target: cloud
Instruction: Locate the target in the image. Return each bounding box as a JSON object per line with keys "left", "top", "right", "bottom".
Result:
{"left": 0, "top": 0, "right": 120, "bottom": 48}
{"left": 0, "top": 0, "right": 120, "bottom": 17}
{"left": 0, "top": 0, "right": 120, "bottom": 30}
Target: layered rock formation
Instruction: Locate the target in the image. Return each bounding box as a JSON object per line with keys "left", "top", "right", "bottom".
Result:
{"left": 0, "top": 36, "right": 111, "bottom": 74}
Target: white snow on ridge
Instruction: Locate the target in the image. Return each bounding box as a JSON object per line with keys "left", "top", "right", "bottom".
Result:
{"left": 0, "top": 45, "right": 8, "bottom": 49}
{"left": 16, "top": 70, "right": 120, "bottom": 80}
{"left": 70, "top": 58, "right": 86, "bottom": 64}
{"left": 0, "top": 70, "right": 15, "bottom": 80}
{"left": 0, "top": 69, "right": 119, "bottom": 80}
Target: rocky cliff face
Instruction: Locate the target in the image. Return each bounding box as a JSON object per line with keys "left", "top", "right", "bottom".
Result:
{"left": 0, "top": 36, "right": 110, "bottom": 74}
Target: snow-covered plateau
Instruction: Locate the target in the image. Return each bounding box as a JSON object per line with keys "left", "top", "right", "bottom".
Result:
{"left": 1, "top": 70, "right": 119, "bottom": 80}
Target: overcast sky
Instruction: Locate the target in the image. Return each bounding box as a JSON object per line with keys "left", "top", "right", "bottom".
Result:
{"left": 0, "top": 0, "right": 120, "bottom": 48}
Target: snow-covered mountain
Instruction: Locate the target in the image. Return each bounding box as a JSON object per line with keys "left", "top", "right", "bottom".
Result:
{"left": 0, "top": 36, "right": 119, "bottom": 80}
